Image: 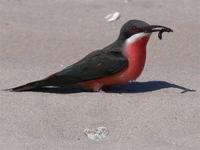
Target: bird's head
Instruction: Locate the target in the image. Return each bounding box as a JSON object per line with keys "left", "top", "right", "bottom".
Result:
{"left": 118, "top": 20, "right": 173, "bottom": 43}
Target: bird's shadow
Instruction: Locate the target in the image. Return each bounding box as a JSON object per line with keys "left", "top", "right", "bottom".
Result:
{"left": 31, "top": 80, "right": 195, "bottom": 94}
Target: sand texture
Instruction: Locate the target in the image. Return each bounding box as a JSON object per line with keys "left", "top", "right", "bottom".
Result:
{"left": 0, "top": 0, "right": 200, "bottom": 149}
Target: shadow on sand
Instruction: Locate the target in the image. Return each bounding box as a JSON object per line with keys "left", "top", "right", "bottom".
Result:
{"left": 30, "top": 81, "right": 195, "bottom": 94}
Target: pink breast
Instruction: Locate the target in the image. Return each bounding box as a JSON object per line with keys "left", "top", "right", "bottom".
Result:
{"left": 83, "top": 35, "right": 150, "bottom": 90}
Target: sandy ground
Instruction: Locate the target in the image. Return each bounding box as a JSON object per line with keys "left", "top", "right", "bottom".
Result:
{"left": 0, "top": 0, "right": 200, "bottom": 149}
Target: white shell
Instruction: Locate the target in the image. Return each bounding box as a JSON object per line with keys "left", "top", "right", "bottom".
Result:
{"left": 84, "top": 127, "right": 109, "bottom": 141}
{"left": 105, "top": 12, "right": 120, "bottom": 22}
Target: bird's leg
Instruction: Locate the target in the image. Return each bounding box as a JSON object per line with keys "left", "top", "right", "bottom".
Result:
{"left": 102, "top": 86, "right": 112, "bottom": 92}
{"left": 84, "top": 82, "right": 104, "bottom": 92}
{"left": 92, "top": 83, "right": 104, "bottom": 92}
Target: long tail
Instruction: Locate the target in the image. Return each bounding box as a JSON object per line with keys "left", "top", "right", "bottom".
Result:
{"left": 6, "top": 80, "right": 45, "bottom": 92}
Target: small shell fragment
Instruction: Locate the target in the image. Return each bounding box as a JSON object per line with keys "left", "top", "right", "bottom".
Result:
{"left": 105, "top": 12, "right": 120, "bottom": 22}
{"left": 84, "top": 127, "right": 109, "bottom": 141}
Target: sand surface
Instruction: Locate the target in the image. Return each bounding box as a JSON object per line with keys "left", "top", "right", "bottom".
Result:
{"left": 0, "top": 0, "right": 200, "bottom": 149}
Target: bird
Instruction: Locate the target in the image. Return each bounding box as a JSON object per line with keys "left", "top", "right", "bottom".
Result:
{"left": 8, "top": 20, "right": 173, "bottom": 92}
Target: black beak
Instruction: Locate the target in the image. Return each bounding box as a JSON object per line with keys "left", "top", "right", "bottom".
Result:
{"left": 144, "top": 25, "right": 173, "bottom": 40}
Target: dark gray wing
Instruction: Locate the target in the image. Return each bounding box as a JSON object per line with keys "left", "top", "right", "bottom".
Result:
{"left": 41, "top": 49, "right": 128, "bottom": 86}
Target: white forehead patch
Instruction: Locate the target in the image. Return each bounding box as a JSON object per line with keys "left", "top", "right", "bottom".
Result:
{"left": 125, "top": 33, "right": 150, "bottom": 45}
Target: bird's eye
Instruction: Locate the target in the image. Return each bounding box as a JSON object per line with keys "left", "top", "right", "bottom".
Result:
{"left": 132, "top": 26, "right": 137, "bottom": 30}
{"left": 132, "top": 26, "right": 140, "bottom": 32}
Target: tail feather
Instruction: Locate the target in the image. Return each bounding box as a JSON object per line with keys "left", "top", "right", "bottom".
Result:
{"left": 6, "top": 80, "right": 44, "bottom": 92}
